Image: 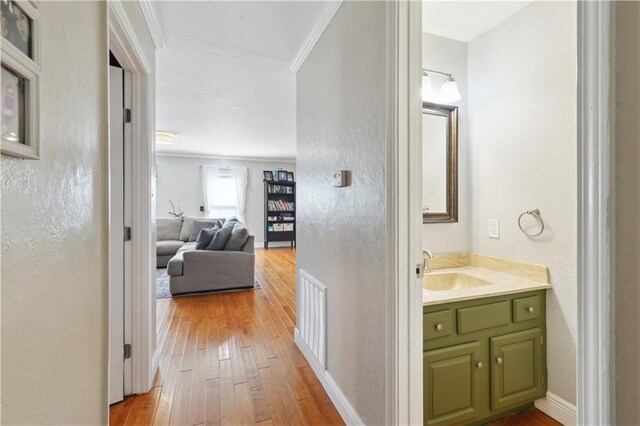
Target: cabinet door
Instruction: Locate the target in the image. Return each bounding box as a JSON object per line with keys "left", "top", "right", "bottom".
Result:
{"left": 424, "top": 341, "right": 482, "bottom": 425}
{"left": 490, "top": 328, "right": 544, "bottom": 411}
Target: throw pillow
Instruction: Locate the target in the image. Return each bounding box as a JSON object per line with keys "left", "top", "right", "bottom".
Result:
{"left": 179, "top": 216, "right": 195, "bottom": 242}
{"left": 206, "top": 225, "right": 233, "bottom": 250}
{"left": 224, "top": 223, "right": 251, "bottom": 251}
{"left": 195, "top": 224, "right": 220, "bottom": 250}
{"left": 189, "top": 219, "right": 220, "bottom": 242}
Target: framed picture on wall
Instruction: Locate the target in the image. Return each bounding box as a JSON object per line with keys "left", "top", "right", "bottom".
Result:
{"left": 263, "top": 170, "right": 274, "bottom": 181}
{"left": 287, "top": 172, "right": 294, "bottom": 182}
{"left": 277, "top": 170, "right": 288, "bottom": 182}
{"left": 1, "top": 0, "right": 41, "bottom": 159}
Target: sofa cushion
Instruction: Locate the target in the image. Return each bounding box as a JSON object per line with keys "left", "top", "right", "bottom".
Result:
{"left": 225, "top": 223, "right": 251, "bottom": 251}
{"left": 179, "top": 216, "right": 195, "bottom": 242}
{"left": 195, "top": 226, "right": 218, "bottom": 250}
{"left": 157, "top": 217, "right": 183, "bottom": 241}
{"left": 189, "top": 219, "right": 221, "bottom": 242}
{"left": 177, "top": 242, "right": 197, "bottom": 253}
{"left": 206, "top": 219, "right": 236, "bottom": 250}
{"left": 167, "top": 252, "right": 184, "bottom": 276}
{"left": 157, "top": 240, "right": 185, "bottom": 256}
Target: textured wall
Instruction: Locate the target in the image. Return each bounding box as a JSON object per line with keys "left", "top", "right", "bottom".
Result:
{"left": 468, "top": 2, "right": 577, "bottom": 404}
{"left": 422, "top": 33, "right": 470, "bottom": 253}
{"left": 1, "top": 2, "right": 108, "bottom": 424}
{"left": 615, "top": 2, "right": 640, "bottom": 424}
{"left": 156, "top": 155, "right": 295, "bottom": 243}
{"left": 296, "top": 2, "right": 387, "bottom": 423}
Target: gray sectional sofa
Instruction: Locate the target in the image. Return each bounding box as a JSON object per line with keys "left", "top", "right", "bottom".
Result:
{"left": 156, "top": 216, "right": 255, "bottom": 295}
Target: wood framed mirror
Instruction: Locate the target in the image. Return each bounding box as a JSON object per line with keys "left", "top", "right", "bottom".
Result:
{"left": 422, "top": 102, "right": 458, "bottom": 223}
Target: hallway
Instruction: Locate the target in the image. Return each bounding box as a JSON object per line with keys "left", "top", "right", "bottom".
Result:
{"left": 109, "top": 248, "right": 343, "bottom": 425}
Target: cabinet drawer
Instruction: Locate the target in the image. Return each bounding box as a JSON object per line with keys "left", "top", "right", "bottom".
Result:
{"left": 424, "top": 310, "right": 454, "bottom": 340}
{"left": 457, "top": 301, "right": 510, "bottom": 334}
{"left": 513, "top": 295, "right": 541, "bottom": 323}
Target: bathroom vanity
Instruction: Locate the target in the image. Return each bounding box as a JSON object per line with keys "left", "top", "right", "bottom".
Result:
{"left": 423, "top": 253, "right": 550, "bottom": 425}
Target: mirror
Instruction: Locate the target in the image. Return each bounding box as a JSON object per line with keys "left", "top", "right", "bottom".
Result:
{"left": 422, "top": 102, "right": 458, "bottom": 223}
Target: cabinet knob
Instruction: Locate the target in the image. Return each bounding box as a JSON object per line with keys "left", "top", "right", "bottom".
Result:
{"left": 476, "top": 362, "right": 483, "bottom": 369}
{"left": 496, "top": 357, "right": 503, "bottom": 365}
{"left": 435, "top": 323, "right": 444, "bottom": 331}
{"left": 527, "top": 306, "right": 535, "bottom": 313}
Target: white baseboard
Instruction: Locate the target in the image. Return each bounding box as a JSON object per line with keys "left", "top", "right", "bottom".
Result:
{"left": 535, "top": 392, "right": 577, "bottom": 425}
{"left": 294, "top": 330, "right": 365, "bottom": 425}
{"left": 254, "top": 241, "right": 294, "bottom": 249}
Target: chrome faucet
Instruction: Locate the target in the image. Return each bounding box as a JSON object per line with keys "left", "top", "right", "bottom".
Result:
{"left": 423, "top": 249, "right": 434, "bottom": 273}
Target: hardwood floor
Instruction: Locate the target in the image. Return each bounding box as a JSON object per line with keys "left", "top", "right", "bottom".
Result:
{"left": 109, "top": 247, "right": 344, "bottom": 426}
{"left": 110, "top": 248, "right": 560, "bottom": 426}
{"left": 489, "top": 408, "right": 562, "bottom": 426}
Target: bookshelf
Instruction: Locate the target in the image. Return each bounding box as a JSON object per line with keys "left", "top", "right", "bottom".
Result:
{"left": 264, "top": 180, "right": 296, "bottom": 249}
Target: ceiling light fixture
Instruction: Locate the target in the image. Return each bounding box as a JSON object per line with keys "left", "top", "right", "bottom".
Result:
{"left": 155, "top": 131, "right": 175, "bottom": 145}
{"left": 422, "top": 68, "right": 462, "bottom": 103}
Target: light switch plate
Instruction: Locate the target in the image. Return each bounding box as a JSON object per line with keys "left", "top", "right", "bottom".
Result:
{"left": 489, "top": 219, "right": 500, "bottom": 239}
{"left": 332, "top": 170, "right": 347, "bottom": 187}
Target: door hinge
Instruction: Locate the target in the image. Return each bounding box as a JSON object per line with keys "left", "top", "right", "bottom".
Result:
{"left": 124, "top": 343, "right": 132, "bottom": 360}
{"left": 541, "top": 374, "right": 545, "bottom": 385}
{"left": 124, "top": 226, "right": 132, "bottom": 242}
{"left": 416, "top": 263, "right": 424, "bottom": 279}
{"left": 541, "top": 336, "right": 544, "bottom": 345}
{"left": 123, "top": 108, "right": 132, "bottom": 123}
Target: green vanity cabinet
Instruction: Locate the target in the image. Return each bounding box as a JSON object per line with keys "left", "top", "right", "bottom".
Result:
{"left": 424, "top": 341, "right": 484, "bottom": 425}
{"left": 424, "top": 290, "right": 547, "bottom": 425}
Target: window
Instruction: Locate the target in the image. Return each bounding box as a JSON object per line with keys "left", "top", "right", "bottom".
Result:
{"left": 202, "top": 166, "right": 247, "bottom": 222}
{"left": 207, "top": 170, "right": 238, "bottom": 218}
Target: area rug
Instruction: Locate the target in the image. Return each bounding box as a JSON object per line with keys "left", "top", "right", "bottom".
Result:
{"left": 156, "top": 268, "right": 260, "bottom": 299}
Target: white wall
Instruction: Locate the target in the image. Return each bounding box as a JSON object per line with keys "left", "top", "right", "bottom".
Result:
{"left": 422, "top": 33, "right": 470, "bottom": 253}
{"left": 296, "top": 2, "right": 387, "bottom": 424}
{"left": 615, "top": 2, "right": 640, "bottom": 424}
{"left": 1, "top": 2, "right": 109, "bottom": 423}
{"left": 467, "top": 1, "right": 577, "bottom": 405}
{"left": 156, "top": 155, "right": 295, "bottom": 244}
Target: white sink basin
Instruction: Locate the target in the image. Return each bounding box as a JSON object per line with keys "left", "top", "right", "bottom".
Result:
{"left": 424, "top": 273, "right": 492, "bottom": 291}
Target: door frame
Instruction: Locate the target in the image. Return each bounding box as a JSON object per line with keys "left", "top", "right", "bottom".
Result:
{"left": 394, "top": 1, "right": 616, "bottom": 425}
{"left": 108, "top": 0, "right": 157, "bottom": 396}
{"left": 576, "top": 1, "right": 615, "bottom": 424}
{"left": 386, "top": 1, "right": 423, "bottom": 425}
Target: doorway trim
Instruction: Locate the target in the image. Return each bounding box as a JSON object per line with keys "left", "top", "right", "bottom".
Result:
{"left": 108, "top": 0, "right": 157, "bottom": 396}
{"left": 577, "top": 1, "right": 615, "bottom": 424}
{"left": 386, "top": 1, "right": 423, "bottom": 424}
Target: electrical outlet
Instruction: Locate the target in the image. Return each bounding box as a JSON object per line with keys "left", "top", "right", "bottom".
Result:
{"left": 488, "top": 219, "right": 500, "bottom": 239}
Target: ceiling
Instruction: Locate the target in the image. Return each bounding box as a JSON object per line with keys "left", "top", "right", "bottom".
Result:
{"left": 154, "top": 1, "right": 328, "bottom": 159}
{"left": 423, "top": 1, "right": 533, "bottom": 42}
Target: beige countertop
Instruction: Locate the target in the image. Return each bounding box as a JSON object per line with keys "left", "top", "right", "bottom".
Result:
{"left": 422, "top": 265, "right": 552, "bottom": 306}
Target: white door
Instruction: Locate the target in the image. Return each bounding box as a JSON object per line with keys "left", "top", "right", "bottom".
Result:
{"left": 109, "top": 65, "right": 133, "bottom": 404}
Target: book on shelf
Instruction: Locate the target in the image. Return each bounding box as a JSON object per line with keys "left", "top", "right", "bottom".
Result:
{"left": 267, "top": 184, "right": 294, "bottom": 194}
{"left": 267, "top": 200, "right": 294, "bottom": 211}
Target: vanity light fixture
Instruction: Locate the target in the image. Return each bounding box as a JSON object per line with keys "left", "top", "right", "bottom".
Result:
{"left": 155, "top": 131, "right": 175, "bottom": 145}
{"left": 422, "top": 68, "right": 462, "bottom": 103}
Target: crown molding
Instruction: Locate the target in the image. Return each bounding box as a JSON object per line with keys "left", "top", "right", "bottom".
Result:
{"left": 289, "top": 0, "right": 343, "bottom": 74}
{"left": 139, "top": 0, "right": 166, "bottom": 50}
{"left": 156, "top": 151, "right": 296, "bottom": 164}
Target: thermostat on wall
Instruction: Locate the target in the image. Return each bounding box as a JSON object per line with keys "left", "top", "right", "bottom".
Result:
{"left": 333, "top": 170, "right": 347, "bottom": 187}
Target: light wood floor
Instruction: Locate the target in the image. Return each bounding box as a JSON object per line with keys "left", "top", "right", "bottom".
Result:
{"left": 109, "top": 247, "right": 344, "bottom": 425}
{"left": 489, "top": 408, "right": 562, "bottom": 426}
{"left": 110, "top": 248, "right": 560, "bottom": 426}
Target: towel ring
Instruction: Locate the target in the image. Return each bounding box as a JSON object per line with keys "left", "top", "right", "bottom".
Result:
{"left": 518, "top": 209, "right": 544, "bottom": 237}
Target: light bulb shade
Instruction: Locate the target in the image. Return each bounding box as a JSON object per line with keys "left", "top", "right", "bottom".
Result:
{"left": 155, "top": 131, "right": 174, "bottom": 145}
{"left": 421, "top": 75, "right": 439, "bottom": 102}
{"left": 440, "top": 78, "right": 461, "bottom": 102}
